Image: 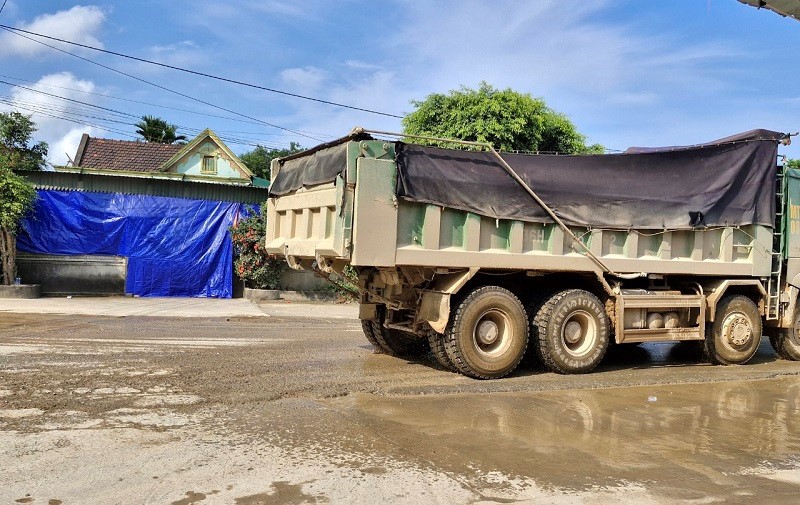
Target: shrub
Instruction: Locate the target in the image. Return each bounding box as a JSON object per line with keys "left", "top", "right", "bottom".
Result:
{"left": 230, "top": 206, "right": 287, "bottom": 290}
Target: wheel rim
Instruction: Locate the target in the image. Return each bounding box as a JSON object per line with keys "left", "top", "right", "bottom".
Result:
{"left": 720, "top": 311, "right": 753, "bottom": 349}
{"left": 560, "top": 310, "right": 597, "bottom": 358}
{"left": 472, "top": 309, "right": 512, "bottom": 358}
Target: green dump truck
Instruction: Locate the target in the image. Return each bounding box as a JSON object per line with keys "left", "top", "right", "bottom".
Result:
{"left": 266, "top": 127, "right": 798, "bottom": 379}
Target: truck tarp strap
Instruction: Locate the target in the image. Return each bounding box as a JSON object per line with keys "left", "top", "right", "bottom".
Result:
{"left": 394, "top": 129, "right": 786, "bottom": 230}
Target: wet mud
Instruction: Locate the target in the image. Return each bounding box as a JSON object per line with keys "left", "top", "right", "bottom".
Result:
{"left": 3, "top": 312, "right": 800, "bottom": 503}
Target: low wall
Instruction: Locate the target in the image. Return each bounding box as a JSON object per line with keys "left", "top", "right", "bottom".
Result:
{"left": 278, "top": 269, "right": 330, "bottom": 292}
{"left": 16, "top": 253, "right": 127, "bottom": 296}
{"left": 15, "top": 253, "right": 333, "bottom": 298}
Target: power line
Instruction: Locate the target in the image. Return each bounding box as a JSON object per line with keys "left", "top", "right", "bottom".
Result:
{"left": 0, "top": 1, "right": 7, "bottom": 16}
{"left": 0, "top": 73, "right": 327, "bottom": 144}
{"left": 0, "top": 26, "right": 325, "bottom": 142}
{"left": 0, "top": 24, "right": 403, "bottom": 119}
{"left": 0, "top": 96, "right": 285, "bottom": 150}
{"left": 0, "top": 81, "right": 292, "bottom": 150}
{"left": 0, "top": 72, "right": 272, "bottom": 127}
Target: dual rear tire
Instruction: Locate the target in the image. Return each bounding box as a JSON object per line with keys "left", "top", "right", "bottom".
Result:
{"left": 373, "top": 287, "right": 775, "bottom": 378}
{"left": 431, "top": 286, "right": 611, "bottom": 379}
{"left": 360, "top": 311, "right": 428, "bottom": 357}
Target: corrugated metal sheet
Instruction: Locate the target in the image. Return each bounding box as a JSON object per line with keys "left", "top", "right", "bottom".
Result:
{"left": 738, "top": 0, "right": 800, "bottom": 20}
{"left": 21, "top": 170, "right": 268, "bottom": 204}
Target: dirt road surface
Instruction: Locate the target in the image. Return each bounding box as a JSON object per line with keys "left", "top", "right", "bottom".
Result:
{"left": 3, "top": 308, "right": 800, "bottom": 504}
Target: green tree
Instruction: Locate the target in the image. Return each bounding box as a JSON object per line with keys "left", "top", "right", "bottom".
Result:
{"left": 0, "top": 112, "right": 45, "bottom": 285}
{"left": 135, "top": 115, "right": 187, "bottom": 144}
{"left": 239, "top": 142, "right": 304, "bottom": 180}
{"left": 402, "top": 82, "right": 603, "bottom": 154}
{"left": 0, "top": 111, "right": 48, "bottom": 171}
{"left": 787, "top": 158, "right": 800, "bottom": 170}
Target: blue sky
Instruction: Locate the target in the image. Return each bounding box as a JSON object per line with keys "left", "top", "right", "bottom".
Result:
{"left": 0, "top": 1, "right": 798, "bottom": 165}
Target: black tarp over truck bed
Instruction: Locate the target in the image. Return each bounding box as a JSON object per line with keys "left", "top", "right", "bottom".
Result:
{"left": 271, "top": 129, "right": 788, "bottom": 231}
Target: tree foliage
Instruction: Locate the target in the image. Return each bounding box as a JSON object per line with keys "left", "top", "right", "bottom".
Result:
{"left": 0, "top": 112, "right": 43, "bottom": 285}
{"left": 239, "top": 142, "right": 304, "bottom": 180}
{"left": 135, "top": 115, "right": 187, "bottom": 144}
{"left": 402, "top": 83, "right": 603, "bottom": 154}
{"left": 0, "top": 111, "right": 48, "bottom": 171}
{"left": 787, "top": 158, "right": 800, "bottom": 170}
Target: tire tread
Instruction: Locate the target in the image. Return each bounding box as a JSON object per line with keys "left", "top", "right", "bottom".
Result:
{"left": 443, "top": 286, "right": 528, "bottom": 379}
{"left": 533, "top": 289, "right": 608, "bottom": 374}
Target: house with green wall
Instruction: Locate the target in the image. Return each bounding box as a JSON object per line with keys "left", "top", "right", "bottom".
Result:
{"left": 63, "top": 129, "right": 255, "bottom": 185}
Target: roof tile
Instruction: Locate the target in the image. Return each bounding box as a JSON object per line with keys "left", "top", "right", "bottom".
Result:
{"left": 76, "top": 137, "right": 184, "bottom": 172}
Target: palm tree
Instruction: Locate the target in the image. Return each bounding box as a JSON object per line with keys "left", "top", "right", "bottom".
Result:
{"left": 134, "top": 115, "right": 187, "bottom": 144}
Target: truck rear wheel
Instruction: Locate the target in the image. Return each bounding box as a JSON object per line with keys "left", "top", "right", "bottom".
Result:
{"left": 533, "top": 289, "right": 609, "bottom": 374}
{"left": 361, "top": 319, "right": 383, "bottom": 351}
{"left": 704, "top": 295, "right": 761, "bottom": 365}
{"left": 769, "top": 310, "right": 800, "bottom": 361}
{"left": 427, "top": 331, "right": 457, "bottom": 372}
{"left": 361, "top": 312, "right": 428, "bottom": 357}
{"left": 443, "top": 286, "right": 528, "bottom": 379}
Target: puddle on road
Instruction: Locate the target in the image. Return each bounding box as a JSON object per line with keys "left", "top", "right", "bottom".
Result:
{"left": 342, "top": 377, "right": 800, "bottom": 500}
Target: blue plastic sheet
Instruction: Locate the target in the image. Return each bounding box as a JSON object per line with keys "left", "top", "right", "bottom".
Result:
{"left": 17, "top": 190, "right": 248, "bottom": 298}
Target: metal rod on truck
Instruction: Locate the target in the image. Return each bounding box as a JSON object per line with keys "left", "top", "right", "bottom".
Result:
{"left": 358, "top": 128, "right": 627, "bottom": 280}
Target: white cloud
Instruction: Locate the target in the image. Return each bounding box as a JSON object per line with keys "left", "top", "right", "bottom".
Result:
{"left": 344, "top": 60, "right": 382, "bottom": 71}
{"left": 0, "top": 72, "right": 99, "bottom": 166}
{"left": 280, "top": 66, "right": 329, "bottom": 93}
{"left": 0, "top": 5, "right": 106, "bottom": 58}
{"left": 55, "top": 126, "right": 95, "bottom": 166}
{"left": 275, "top": 0, "right": 757, "bottom": 151}
{"left": 148, "top": 40, "right": 203, "bottom": 67}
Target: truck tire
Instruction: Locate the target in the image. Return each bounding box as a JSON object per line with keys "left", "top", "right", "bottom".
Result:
{"left": 769, "top": 310, "right": 800, "bottom": 361}
{"left": 361, "top": 319, "right": 383, "bottom": 351}
{"left": 704, "top": 295, "right": 761, "bottom": 365}
{"left": 361, "top": 319, "right": 428, "bottom": 357}
{"left": 533, "top": 289, "right": 610, "bottom": 374}
{"left": 443, "top": 286, "right": 528, "bottom": 379}
{"left": 522, "top": 293, "right": 550, "bottom": 366}
{"left": 427, "top": 331, "right": 457, "bottom": 372}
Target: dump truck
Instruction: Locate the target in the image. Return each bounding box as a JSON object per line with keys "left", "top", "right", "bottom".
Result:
{"left": 266, "top": 127, "right": 798, "bottom": 379}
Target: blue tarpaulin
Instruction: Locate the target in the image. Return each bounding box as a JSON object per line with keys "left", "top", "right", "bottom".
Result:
{"left": 17, "top": 190, "right": 247, "bottom": 298}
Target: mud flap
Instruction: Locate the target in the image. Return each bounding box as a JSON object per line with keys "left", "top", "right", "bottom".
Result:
{"left": 417, "top": 267, "right": 479, "bottom": 333}
{"left": 419, "top": 292, "right": 450, "bottom": 334}
{"left": 359, "top": 303, "right": 378, "bottom": 321}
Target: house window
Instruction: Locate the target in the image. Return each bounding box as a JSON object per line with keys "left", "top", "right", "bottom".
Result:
{"left": 201, "top": 155, "right": 217, "bottom": 174}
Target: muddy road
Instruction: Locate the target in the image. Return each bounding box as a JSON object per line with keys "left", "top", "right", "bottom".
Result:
{"left": 3, "top": 310, "right": 800, "bottom": 503}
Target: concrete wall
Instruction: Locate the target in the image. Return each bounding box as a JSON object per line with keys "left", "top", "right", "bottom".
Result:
{"left": 278, "top": 269, "right": 330, "bottom": 291}
{"left": 17, "top": 253, "right": 329, "bottom": 297}
{"left": 17, "top": 253, "right": 126, "bottom": 296}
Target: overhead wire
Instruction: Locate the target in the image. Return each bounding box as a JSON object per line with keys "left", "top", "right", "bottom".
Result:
{"left": 0, "top": 80, "right": 291, "bottom": 149}
{"left": 0, "top": 94, "right": 283, "bottom": 150}
{"left": 0, "top": 72, "right": 279, "bottom": 128}
{"left": 0, "top": 24, "right": 403, "bottom": 119}
{"left": 0, "top": 25, "right": 326, "bottom": 142}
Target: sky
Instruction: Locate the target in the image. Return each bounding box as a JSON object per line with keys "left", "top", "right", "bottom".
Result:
{"left": 0, "top": 0, "right": 798, "bottom": 166}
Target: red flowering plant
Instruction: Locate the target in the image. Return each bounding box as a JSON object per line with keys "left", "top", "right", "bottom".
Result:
{"left": 230, "top": 205, "right": 287, "bottom": 289}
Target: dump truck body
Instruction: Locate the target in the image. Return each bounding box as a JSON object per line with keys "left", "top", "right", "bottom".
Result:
{"left": 266, "top": 129, "right": 798, "bottom": 379}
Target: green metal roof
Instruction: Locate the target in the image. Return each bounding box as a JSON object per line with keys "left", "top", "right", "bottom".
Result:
{"left": 251, "top": 176, "right": 271, "bottom": 188}
{"left": 738, "top": 0, "right": 800, "bottom": 20}
{"left": 21, "top": 170, "right": 268, "bottom": 205}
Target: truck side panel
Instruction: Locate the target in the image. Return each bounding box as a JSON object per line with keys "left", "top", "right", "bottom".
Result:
{"left": 269, "top": 140, "right": 774, "bottom": 278}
